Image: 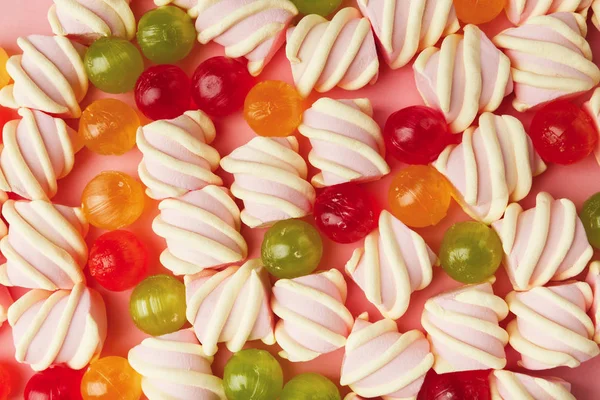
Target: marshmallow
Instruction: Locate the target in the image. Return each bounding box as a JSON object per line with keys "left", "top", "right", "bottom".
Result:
{"left": 585, "top": 261, "right": 600, "bottom": 343}
{"left": 155, "top": 0, "right": 199, "bottom": 17}
{"left": 490, "top": 370, "right": 575, "bottom": 400}
{"left": 582, "top": 87, "right": 600, "bottom": 167}
{"left": 0, "top": 286, "right": 12, "bottom": 327}
{"left": 505, "top": 0, "right": 591, "bottom": 25}
{"left": 343, "top": 394, "right": 365, "bottom": 400}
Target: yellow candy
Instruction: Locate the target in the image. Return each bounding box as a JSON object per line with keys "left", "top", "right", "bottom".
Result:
{"left": 0, "top": 48, "right": 10, "bottom": 90}
{"left": 81, "top": 356, "right": 142, "bottom": 400}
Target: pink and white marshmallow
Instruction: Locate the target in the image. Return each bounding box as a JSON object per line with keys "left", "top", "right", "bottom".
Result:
{"left": 0, "top": 285, "right": 12, "bottom": 327}
{"left": 340, "top": 313, "right": 434, "bottom": 399}
{"left": 298, "top": 98, "right": 389, "bottom": 188}
{"left": 271, "top": 269, "right": 354, "bottom": 362}
{"left": 345, "top": 210, "right": 437, "bottom": 320}
{"left": 582, "top": 87, "right": 600, "bottom": 167}
{"left": 137, "top": 110, "right": 222, "bottom": 200}
{"left": 492, "top": 192, "right": 593, "bottom": 291}
{"left": 8, "top": 283, "right": 107, "bottom": 371}
{"left": 0, "top": 200, "right": 88, "bottom": 291}
{"left": 490, "top": 370, "right": 575, "bottom": 400}
{"left": 506, "top": 281, "right": 599, "bottom": 370}
{"left": 585, "top": 261, "right": 600, "bottom": 343}
{"left": 220, "top": 136, "right": 315, "bottom": 228}
{"left": 433, "top": 113, "right": 546, "bottom": 224}
{"left": 421, "top": 282, "right": 509, "bottom": 373}
{"left": 414, "top": 25, "right": 513, "bottom": 133}
{"left": 195, "top": 0, "right": 298, "bottom": 76}
{"left": 493, "top": 12, "right": 600, "bottom": 112}
{"left": 0, "top": 35, "right": 88, "bottom": 118}
{"left": 128, "top": 329, "right": 226, "bottom": 400}
{"left": 185, "top": 259, "right": 275, "bottom": 357}
{"left": 505, "top": 0, "right": 591, "bottom": 25}
{"left": 155, "top": 0, "right": 199, "bottom": 17}
{"left": 286, "top": 7, "right": 379, "bottom": 98}
{"left": 357, "top": 0, "right": 459, "bottom": 69}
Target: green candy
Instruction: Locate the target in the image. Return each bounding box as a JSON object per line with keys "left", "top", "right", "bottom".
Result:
{"left": 84, "top": 37, "right": 144, "bottom": 94}
{"left": 291, "top": 0, "right": 341, "bottom": 16}
{"left": 439, "top": 221, "right": 503, "bottom": 284}
{"left": 224, "top": 349, "right": 283, "bottom": 400}
{"left": 280, "top": 373, "right": 341, "bottom": 400}
{"left": 261, "top": 219, "right": 323, "bottom": 279}
{"left": 581, "top": 192, "right": 600, "bottom": 249}
{"left": 137, "top": 6, "right": 196, "bottom": 64}
{"left": 129, "top": 274, "right": 186, "bottom": 336}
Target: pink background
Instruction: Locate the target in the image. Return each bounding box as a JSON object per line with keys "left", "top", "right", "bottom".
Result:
{"left": 1, "top": 0, "right": 600, "bottom": 398}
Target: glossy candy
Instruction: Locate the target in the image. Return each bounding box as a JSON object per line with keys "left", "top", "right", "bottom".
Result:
{"left": 291, "top": 0, "right": 341, "bottom": 16}
{"left": 418, "top": 369, "right": 491, "bottom": 400}
{"left": 81, "top": 356, "right": 142, "bottom": 400}
{"left": 88, "top": 230, "right": 148, "bottom": 292}
{"left": 581, "top": 192, "right": 600, "bottom": 250}
{"left": 280, "top": 373, "right": 341, "bottom": 400}
{"left": 453, "top": 0, "right": 505, "bottom": 25}
{"left": 129, "top": 274, "right": 186, "bottom": 336}
{"left": 135, "top": 64, "right": 191, "bottom": 121}
{"left": 0, "top": 106, "right": 14, "bottom": 132}
{"left": 388, "top": 165, "right": 452, "bottom": 228}
{"left": 530, "top": 100, "right": 598, "bottom": 165}
{"left": 0, "top": 363, "right": 11, "bottom": 400}
{"left": 224, "top": 349, "right": 284, "bottom": 400}
{"left": 81, "top": 171, "right": 145, "bottom": 230}
{"left": 84, "top": 37, "right": 144, "bottom": 94}
{"left": 244, "top": 80, "right": 304, "bottom": 137}
{"left": 0, "top": 47, "right": 9, "bottom": 90}
{"left": 24, "top": 366, "right": 83, "bottom": 400}
{"left": 440, "top": 221, "right": 503, "bottom": 284}
{"left": 261, "top": 219, "right": 323, "bottom": 279}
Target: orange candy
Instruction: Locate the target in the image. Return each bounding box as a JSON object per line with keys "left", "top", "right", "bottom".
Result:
{"left": 388, "top": 165, "right": 452, "bottom": 228}
{"left": 244, "top": 80, "right": 304, "bottom": 137}
{"left": 81, "top": 356, "right": 142, "bottom": 400}
{"left": 82, "top": 171, "right": 145, "bottom": 230}
{"left": 0, "top": 48, "right": 10, "bottom": 90}
{"left": 453, "top": 0, "right": 505, "bottom": 25}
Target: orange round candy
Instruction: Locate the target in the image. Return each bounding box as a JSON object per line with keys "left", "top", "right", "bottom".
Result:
{"left": 388, "top": 165, "right": 452, "bottom": 228}
{"left": 82, "top": 171, "right": 145, "bottom": 230}
{"left": 0, "top": 48, "right": 10, "bottom": 90}
{"left": 81, "top": 356, "right": 142, "bottom": 400}
{"left": 453, "top": 0, "right": 505, "bottom": 25}
{"left": 244, "top": 80, "right": 304, "bottom": 137}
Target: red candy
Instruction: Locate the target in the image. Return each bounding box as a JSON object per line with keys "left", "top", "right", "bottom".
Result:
{"left": 314, "top": 183, "right": 378, "bottom": 244}
{"left": 0, "top": 106, "right": 16, "bottom": 132}
{"left": 418, "top": 369, "right": 491, "bottom": 400}
{"left": 529, "top": 100, "right": 598, "bottom": 165}
{"left": 0, "top": 363, "right": 11, "bottom": 400}
{"left": 192, "top": 56, "right": 254, "bottom": 117}
{"left": 24, "top": 365, "right": 83, "bottom": 400}
{"left": 135, "top": 64, "right": 191, "bottom": 121}
{"left": 384, "top": 106, "right": 454, "bottom": 165}
{"left": 88, "top": 230, "right": 148, "bottom": 292}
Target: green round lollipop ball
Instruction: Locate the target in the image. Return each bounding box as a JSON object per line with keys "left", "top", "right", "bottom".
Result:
{"left": 137, "top": 6, "right": 196, "bottom": 64}
{"left": 439, "top": 221, "right": 503, "bottom": 284}
{"left": 84, "top": 37, "right": 144, "bottom": 94}
{"left": 280, "top": 373, "right": 341, "bottom": 400}
{"left": 261, "top": 219, "right": 323, "bottom": 279}
{"left": 581, "top": 192, "right": 600, "bottom": 249}
{"left": 291, "top": 0, "right": 342, "bottom": 16}
{"left": 129, "top": 274, "right": 186, "bottom": 336}
{"left": 224, "top": 349, "right": 283, "bottom": 400}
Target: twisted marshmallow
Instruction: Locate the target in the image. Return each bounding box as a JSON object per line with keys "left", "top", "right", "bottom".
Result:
{"left": 433, "top": 113, "right": 546, "bottom": 224}
{"left": 128, "top": 329, "right": 226, "bottom": 400}
{"left": 195, "top": 0, "right": 298, "bottom": 76}
{"left": 0, "top": 285, "right": 12, "bottom": 327}
{"left": 137, "top": 110, "right": 222, "bottom": 200}
{"left": 286, "top": 7, "right": 379, "bottom": 98}
{"left": 421, "top": 282, "right": 509, "bottom": 373}
{"left": 585, "top": 261, "right": 600, "bottom": 343}
{"left": 357, "top": 0, "right": 459, "bottom": 69}
{"left": 340, "top": 313, "right": 434, "bottom": 399}
{"left": 414, "top": 25, "right": 513, "bottom": 133}
{"left": 492, "top": 192, "right": 593, "bottom": 291}
{"left": 298, "top": 98, "right": 389, "bottom": 188}
{"left": 0, "top": 35, "right": 88, "bottom": 118}
{"left": 345, "top": 210, "right": 437, "bottom": 320}
{"left": 8, "top": 283, "right": 107, "bottom": 371}
{"left": 493, "top": 12, "right": 600, "bottom": 112}
{"left": 490, "top": 370, "right": 575, "bottom": 400}
{"left": 220, "top": 136, "right": 315, "bottom": 228}
{"left": 505, "top": 0, "right": 591, "bottom": 25}
{"left": 155, "top": 0, "right": 199, "bottom": 17}
{"left": 582, "top": 87, "right": 600, "bottom": 167}
{"left": 506, "top": 282, "right": 599, "bottom": 369}
{"left": 185, "top": 259, "right": 275, "bottom": 357}
{"left": 0, "top": 200, "right": 88, "bottom": 291}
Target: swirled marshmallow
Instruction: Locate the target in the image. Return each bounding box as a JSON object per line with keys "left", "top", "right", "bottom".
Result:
{"left": 286, "top": 7, "right": 379, "bottom": 98}
{"left": 345, "top": 210, "right": 437, "bottom": 320}
{"left": 220, "top": 136, "right": 315, "bottom": 228}
{"left": 506, "top": 281, "right": 599, "bottom": 369}
{"left": 421, "top": 282, "right": 509, "bottom": 373}
{"left": 414, "top": 25, "right": 513, "bottom": 133}
{"left": 582, "top": 87, "right": 600, "bottom": 167}
{"left": 585, "top": 261, "right": 600, "bottom": 343}
{"left": 493, "top": 12, "right": 600, "bottom": 112}
{"left": 490, "top": 370, "right": 575, "bottom": 400}
{"left": 128, "top": 329, "right": 226, "bottom": 400}
{"left": 340, "top": 313, "right": 434, "bottom": 399}
{"left": 8, "top": 283, "right": 107, "bottom": 371}
{"left": 155, "top": 0, "right": 199, "bottom": 17}
{"left": 185, "top": 259, "right": 275, "bottom": 357}
{"left": 195, "top": 0, "right": 298, "bottom": 76}
{"left": 433, "top": 113, "right": 546, "bottom": 224}
{"left": 505, "top": 0, "right": 591, "bottom": 25}
{"left": 492, "top": 192, "right": 593, "bottom": 291}
{"left": 0, "top": 35, "right": 88, "bottom": 118}
{"left": 0, "top": 286, "right": 12, "bottom": 327}
{"left": 357, "top": 0, "right": 459, "bottom": 69}
{"left": 137, "top": 110, "right": 222, "bottom": 200}
{"left": 343, "top": 394, "right": 364, "bottom": 400}
{"left": 298, "top": 98, "right": 389, "bottom": 187}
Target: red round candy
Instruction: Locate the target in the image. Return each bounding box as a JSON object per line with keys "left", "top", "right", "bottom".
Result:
{"left": 0, "top": 106, "right": 16, "bottom": 133}
{"left": 135, "top": 64, "right": 191, "bottom": 121}
{"left": 314, "top": 183, "right": 378, "bottom": 244}
{"left": 384, "top": 106, "right": 453, "bottom": 165}
{"left": 418, "top": 369, "right": 491, "bottom": 400}
{"left": 24, "top": 365, "right": 84, "bottom": 400}
{"left": 529, "top": 100, "right": 598, "bottom": 165}
{"left": 88, "top": 230, "right": 148, "bottom": 292}
{"left": 0, "top": 363, "right": 11, "bottom": 400}
{"left": 192, "top": 56, "right": 254, "bottom": 117}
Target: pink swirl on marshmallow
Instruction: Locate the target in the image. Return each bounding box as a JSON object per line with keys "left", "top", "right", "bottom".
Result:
{"left": 585, "top": 261, "right": 600, "bottom": 343}
{"left": 490, "top": 370, "right": 575, "bottom": 400}
{"left": 505, "top": 0, "right": 591, "bottom": 25}
{"left": 156, "top": 0, "right": 199, "bottom": 17}
{"left": 582, "top": 87, "right": 600, "bottom": 167}
{"left": 0, "top": 286, "right": 12, "bottom": 327}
